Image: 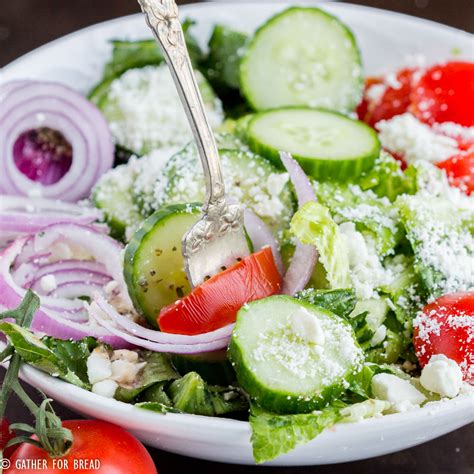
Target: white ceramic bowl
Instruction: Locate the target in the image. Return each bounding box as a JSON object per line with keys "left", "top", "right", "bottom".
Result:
{"left": 2, "top": 1, "right": 473, "bottom": 466}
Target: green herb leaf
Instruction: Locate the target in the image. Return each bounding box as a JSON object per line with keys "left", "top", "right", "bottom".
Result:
{"left": 295, "top": 288, "right": 357, "bottom": 319}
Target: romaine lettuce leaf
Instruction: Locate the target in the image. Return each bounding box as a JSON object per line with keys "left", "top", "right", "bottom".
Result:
{"left": 295, "top": 288, "right": 357, "bottom": 319}
{"left": 358, "top": 151, "right": 416, "bottom": 201}
{"left": 290, "top": 202, "right": 351, "bottom": 288}
{"left": 312, "top": 181, "right": 403, "bottom": 257}
{"left": 396, "top": 190, "right": 474, "bottom": 298}
{"left": 114, "top": 351, "right": 179, "bottom": 403}
{"left": 249, "top": 403, "right": 344, "bottom": 463}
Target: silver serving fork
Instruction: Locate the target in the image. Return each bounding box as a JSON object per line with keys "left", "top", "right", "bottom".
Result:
{"left": 138, "top": 0, "right": 250, "bottom": 287}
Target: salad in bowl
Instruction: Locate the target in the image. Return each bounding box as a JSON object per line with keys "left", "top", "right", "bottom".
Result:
{"left": 0, "top": 4, "right": 473, "bottom": 464}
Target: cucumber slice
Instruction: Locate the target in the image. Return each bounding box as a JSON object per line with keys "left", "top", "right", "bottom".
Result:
{"left": 152, "top": 143, "right": 295, "bottom": 239}
{"left": 124, "top": 203, "right": 200, "bottom": 326}
{"left": 229, "top": 296, "right": 364, "bottom": 414}
{"left": 92, "top": 160, "right": 143, "bottom": 241}
{"left": 240, "top": 7, "right": 363, "bottom": 112}
{"left": 247, "top": 108, "right": 380, "bottom": 180}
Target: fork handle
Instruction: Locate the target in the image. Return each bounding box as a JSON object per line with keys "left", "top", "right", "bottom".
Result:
{"left": 138, "top": 0, "right": 225, "bottom": 212}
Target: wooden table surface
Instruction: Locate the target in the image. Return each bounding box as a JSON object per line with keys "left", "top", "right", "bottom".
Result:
{"left": 1, "top": 1, "right": 473, "bottom": 473}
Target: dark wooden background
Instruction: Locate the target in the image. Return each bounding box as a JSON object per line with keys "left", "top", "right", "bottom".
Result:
{"left": 1, "top": 1, "right": 473, "bottom": 473}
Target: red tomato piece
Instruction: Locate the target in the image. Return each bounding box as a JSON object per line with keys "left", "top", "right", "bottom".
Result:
{"left": 6, "top": 420, "right": 157, "bottom": 474}
{"left": 158, "top": 247, "right": 282, "bottom": 335}
{"left": 364, "top": 68, "right": 415, "bottom": 127}
{"left": 438, "top": 151, "right": 474, "bottom": 195}
{"left": 413, "top": 292, "right": 474, "bottom": 383}
{"left": 411, "top": 61, "right": 474, "bottom": 127}
{"left": 356, "top": 76, "right": 382, "bottom": 123}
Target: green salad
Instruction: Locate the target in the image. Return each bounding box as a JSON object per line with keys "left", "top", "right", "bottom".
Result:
{"left": 1, "top": 6, "right": 473, "bottom": 465}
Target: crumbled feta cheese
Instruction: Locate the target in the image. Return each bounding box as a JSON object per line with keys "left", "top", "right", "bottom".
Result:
{"left": 87, "top": 347, "right": 112, "bottom": 384}
{"left": 92, "top": 379, "right": 118, "bottom": 398}
{"left": 39, "top": 274, "right": 57, "bottom": 293}
{"left": 110, "top": 360, "right": 146, "bottom": 385}
{"left": 111, "top": 349, "right": 139, "bottom": 363}
{"left": 340, "top": 399, "right": 391, "bottom": 421}
{"left": 420, "top": 354, "right": 463, "bottom": 398}
{"left": 339, "top": 222, "right": 393, "bottom": 299}
{"left": 106, "top": 65, "right": 223, "bottom": 153}
{"left": 371, "top": 373, "right": 426, "bottom": 407}
{"left": 377, "top": 113, "right": 459, "bottom": 164}
{"left": 290, "top": 308, "right": 325, "bottom": 345}
{"left": 369, "top": 324, "right": 387, "bottom": 347}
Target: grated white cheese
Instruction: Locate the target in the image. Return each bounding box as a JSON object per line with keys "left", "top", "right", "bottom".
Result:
{"left": 376, "top": 113, "right": 459, "bottom": 164}
{"left": 105, "top": 65, "right": 223, "bottom": 154}
{"left": 253, "top": 310, "right": 363, "bottom": 384}
{"left": 339, "top": 222, "right": 394, "bottom": 300}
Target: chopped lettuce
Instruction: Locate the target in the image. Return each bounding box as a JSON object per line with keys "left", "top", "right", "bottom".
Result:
{"left": 249, "top": 403, "right": 344, "bottom": 464}
{"left": 313, "top": 180, "right": 403, "bottom": 257}
{"left": 0, "top": 322, "right": 96, "bottom": 389}
{"left": 88, "top": 19, "right": 203, "bottom": 106}
{"left": 290, "top": 202, "right": 351, "bottom": 288}
{"left": 114, "top": 351, "right": 179, "bottom": 402}
{"left": 358, "top": 151, "right": 416, "bottom": 201}
{"left": 296, "top": 288, "right": 357, "bottom": 319}
{"left": 168, "top": 372, "right": 247, "bottom": 416}
{"left": 396, "top": 184, "right": 474, "bottom": 298}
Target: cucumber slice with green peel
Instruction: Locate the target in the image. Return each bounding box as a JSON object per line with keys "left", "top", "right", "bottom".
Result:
{"left": 124, "top": 203, "right": 201, "bottom": 326}
{"left": 247, "top": 108, "right": 380, "bottom": 180}
{"left": 229, "top": 296, "right": 364, "bottom": 414}
{"left": 152, "top": 144, "right": 295, "bottom": 239}
{"left": 240, "top": 7, "right": 363, "bottom": 112}
{"left": 92, "top": 161, "right": 143, "bottom": 241}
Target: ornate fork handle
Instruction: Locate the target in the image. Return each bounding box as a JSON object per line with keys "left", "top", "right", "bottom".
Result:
{"left": 138, "top": 0, "right": 225, "bottom": 212}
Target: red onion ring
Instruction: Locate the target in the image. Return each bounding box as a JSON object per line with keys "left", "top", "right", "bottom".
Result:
{"left": 242, "top": 208, "right": 284, "bottom": 275}
{"left": 0, "top": 238, "right": 129, "bottom": 347}
{"left": 0, "top": 80, "right": 113, "bottom": 200}
{"left": 0, "top": 195, "right": 103, "bottom": 247}
{"left": 89, "top": 298, "right": 232, "bottom": 354}
{"left": 32, "top": 222, "right": 132, "bottom": 309}
{"left": 94, "top": 295, "right": 234, "bottom": 345}
{"left": 279, "top": 152, "right": 318, "bottom": 296}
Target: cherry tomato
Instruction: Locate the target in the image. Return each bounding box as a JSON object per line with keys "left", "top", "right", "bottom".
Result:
{"left": 411, "top": 61, "right": 474, "bottom": 127}
{"left": 158, "top": 247, "right": 282, "bottom": 335}
{"left": 413, "top": 292, "right": 474, "bottom": 383}
{"left": 1, "top": 418, "right": 16, "bottom": 459}
{"left": 5, "top": 420, "right": 157, "bottom": 474}
{"left": 438, "top": 151, "right": 474, "bottom": 195}
{"left": 360, "top": 68, "right": 415, "bottom": 127}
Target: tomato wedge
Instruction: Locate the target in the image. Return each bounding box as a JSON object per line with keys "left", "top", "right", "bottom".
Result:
{"left": 158, "top": 247, "right": 282, "bottom": 335}
{"left": 413, "top": 292, "right": 474, "bottom": 383}
{"left": 437, "top": 150, "right": 474, "bottom": 195}
{"left": 359, "top": 68, "right": 415, "bottom": 127}
{"left": 412, "top": 61, "right": 474, "bottom": 127}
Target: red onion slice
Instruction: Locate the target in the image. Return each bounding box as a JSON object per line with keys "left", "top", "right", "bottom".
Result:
{"left": 0, "top": 238, "right": 129, "bottom": 347}
{"left": 32, "top": 223, "right": 132, "bottom": 309}
{"left": 94, "top": 295, "right": 234, "bottom": 345}
{"left": 279, "top": 152, "right": 318, "bottom": 296}
{"left": 242, "top": 208, "right": 284, "bottom": 276}
{"left": 89, "top": 300, "right": 231, "bottom": 354}
{"left": 0, "top": 195, "right": 103, "bottom": 247}
{"left": 0, "top": 81, "right": 113, "bottom": 201}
